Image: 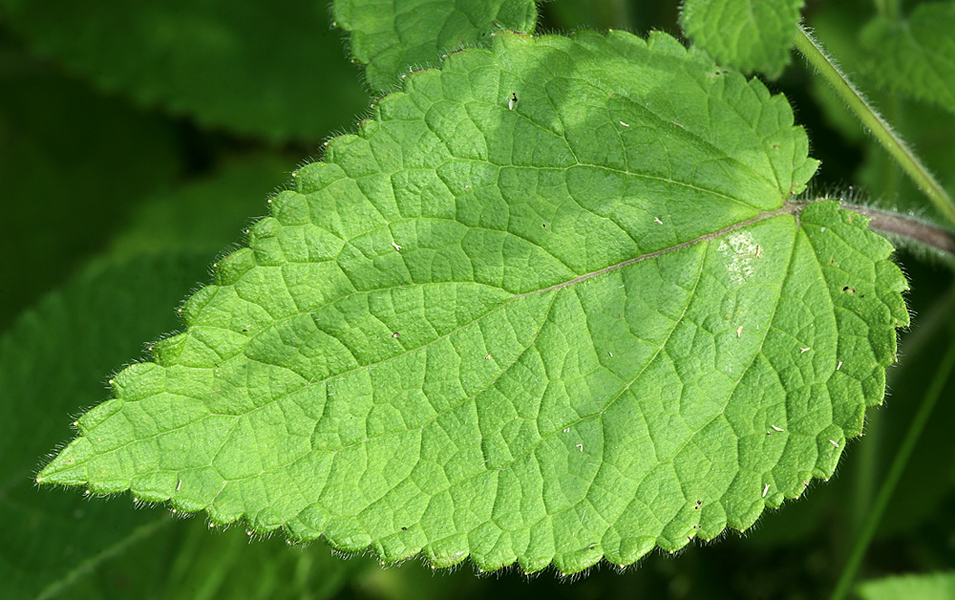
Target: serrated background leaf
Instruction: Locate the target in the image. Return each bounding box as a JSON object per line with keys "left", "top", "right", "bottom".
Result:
{"left": 332, "top": 0, "right": 537, "bottom": 91}
{"left": 37, "top": 29, "right": 908, "bottom": 575}
{"left": 0, "top": 0, "right": 369, "bottom": 142}
{"left": 859, "top": 3, "right": 955, "bottom": 117}
{"left": 680, "top": 0, "right": 804, "bottom": 78}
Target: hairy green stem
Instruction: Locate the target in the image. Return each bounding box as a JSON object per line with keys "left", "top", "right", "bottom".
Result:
{"left": 794, "top": 25, "right": 955, "bottom": 227}
{"left": 829, "top": 334, "right": 955, "bottom": 600}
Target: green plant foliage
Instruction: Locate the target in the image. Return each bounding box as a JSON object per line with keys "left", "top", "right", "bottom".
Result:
{"left": 859, "top": 2, "right": 955, "bottom": 116}
{"left": 0, "top": 38, "right": 181, "bottom": 329}
{"left": 805, "top": 2, "right": 955, "bottom": 224}
{"left": 0, "top": 156, "right": 324, "bottom": 599}
{"left": 0, "top": 252, "right": 380, "bottom": 600}
{"left": 857, "top": 572, "right": 955, "bottom": 600}
{"left": 38, "top": 29, "right": 909, "bottom": 575}
{"left": 108, "top": 155, "right": 292, "bottom": 258}
{"left": 0, "top": 0, "right": 369, "bottom": 142}
{"left": 332, "top": 0, "right": 537, "bottom": 91}
{"left": 680, "top": 0, "right": 804, "bottom": 78}
{"left": 0, "top": 253, "right": 207, "bottom": 599}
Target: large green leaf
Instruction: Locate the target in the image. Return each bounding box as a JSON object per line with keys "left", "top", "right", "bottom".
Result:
{"left": 859, "top": 3, "right": 955, "bottom": 116}
{"left": 0, "top": 0, "right": 368, "bottom": 142}
{"left": 680, "top": 0, "right": 804, "bottom": 78}
{"left": 332, "top": 0, "right": 537, "bottom": 91}
{"left": 38, "top": 30, "right": 908, "bottom": 575}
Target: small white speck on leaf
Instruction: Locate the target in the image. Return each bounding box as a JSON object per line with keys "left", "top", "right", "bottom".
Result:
{"left": 755, "top": 245, "right": 762, "bottom": 258}
{"left": 563, "top": 427, "right": 570, "bottom": 433}
{"left": 485, "top": 354, "right": 491, "bottom": 360}
{"left": 801, "top": 347, "right": 811, "bottom": 353}
{"left": 653, "top": 217, "right": 663, "bottom": 225}
{"left": 771, "top": 425, "right": 784, "bottom": 432}
{"left": 176, "top": 479, "right": 182, "bottom": 492}
{"left": 576, "top": 444, "right": 583, "bottom": 452}
{"left": 829, "top": 439, "right": 839, "bottom": 448}
{"left": 736, "top": 326, "right": 743, "bottom": 338}
{"left": 507, "top": 92, "right": 518, "bottom": 110}
{"left": 821, "top": 227, "right": 826, "bottom": 232}
{"left": 619, "top": 121, "right": 630, "bottom": 127}
{"left": 609, "top": 352, "right": 613, "bottom": 357}
{"left": 837, "top": 361, "right": 843, "bottom": 370}
{"left": 762, "top": 484, "right": 770, "bottom": 498}
{"left": 391, "top": 241, "right": 402, "bottom": 251}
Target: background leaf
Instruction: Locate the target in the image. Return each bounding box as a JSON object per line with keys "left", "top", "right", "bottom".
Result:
{"left": 0, "top": 35, "right": 181, "bottom": 330}
{"left": 0, "top": 156, "right": 299, "bottom": 598}
{"left": 857, "top": 571, "right": 955, "bottom": 600}
{"left": 0, "top": 0, "right": 369, "bottom": 142}
{"left": 804, "top": 1, "right": 955, "bottom": 225}
{"left": 38, "top": 30, "right": 909, "bottom": 576}
{"left": 332, "top": 0, "right": 537, "bottom": 91}
{"left": 859, "top": 2, "right": 955, "bottom": 117}
{"left": 0, "top": 253, "right": 206, "bottom": 599}
{"left": 680, "top": 0, "right": 804, "bottom": 78}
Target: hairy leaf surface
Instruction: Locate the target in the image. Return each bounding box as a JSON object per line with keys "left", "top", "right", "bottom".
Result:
{"left": 681, "top": 0, "right": 804, "bottom": 78}
{"left": 39, "top": 30, "right": 908, "bottom": 574}
{"left": 859, "top": 3, "right": 955, "bottom": 116}
{"left": 333, "top": 0, "right": 537, "bottom": 91}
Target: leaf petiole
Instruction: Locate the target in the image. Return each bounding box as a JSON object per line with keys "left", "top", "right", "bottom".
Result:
{"left": 839, "top": 203, "right": 955, "bottom": 258}
{"left": 794, "top": 25, "right": 955, "bottom": 228}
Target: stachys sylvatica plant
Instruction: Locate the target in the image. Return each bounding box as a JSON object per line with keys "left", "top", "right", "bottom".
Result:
{"left": 14, "top": 0, "right": 955, "bottom": 596}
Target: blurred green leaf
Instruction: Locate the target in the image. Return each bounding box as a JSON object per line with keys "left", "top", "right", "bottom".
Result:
{"left": 0, "top": 252, "right": 207, "bottom": 599}
{"left": 333, "top": 0, "right": 537, "bottom": 91}
{"left": 680, "top": 0, "right": 804, "bottom": 78}
{"left": 0, "top": 0, "right": 369, "bottom": 142}
{"left": 857, "top": 571, "right": 955, "bottom": 600}
{"left": 0, "top": 154, "right": 335, "bottom": 598}
{"left": 859, "top": 3, "right": 955, "bottom": 116}
{"left": 0, "top": 38, "right": 181, "bottom": 330}
{"left": 806, "top": 3, "right": 955, "bottom": 224}
{"left": 109, "top": 155, "right": 293, "bottom": 258}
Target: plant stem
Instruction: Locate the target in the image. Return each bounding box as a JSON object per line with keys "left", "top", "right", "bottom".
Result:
{"left": 794, "top": 25, "right": 955, "bottom": 228}
{"left": 829, "top": 334, "right": 955, "bottom": 600}
{"left": 839, "top": 204, "right": 955, "bottom": 256}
